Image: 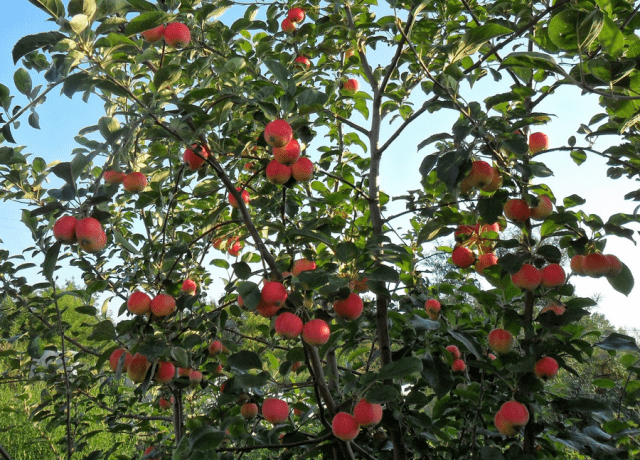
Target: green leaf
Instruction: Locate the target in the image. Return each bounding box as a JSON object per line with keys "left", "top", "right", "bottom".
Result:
{"left": 154, "top": 65, "right": 182, "bottom": 90}
{"left": 232, "top": 262, "right": 252, "bottom": 280}
{"left": 366, "top": 265, "right": 399, "bottom": 283}
{"left": 234, "top": 372, "right": 269, "bottom": 388}
{"left": 123, "top": 11, "right": 167, "bottom": 37}
{"left": 26, "top": 0, "right": 65, "bottom": 19}
{"left": 500, "top": 52, "right": 566, "bottom": 74}
{"left": 27, "top": 336, "right": 45, "bottom": 359}
{"left": 450, "top": 23, "right": 512, "bottom": 64}
{"left": 599, "top": 15, "right": 624, "bottom": 57}
{"left": 1, "top": 124, "right": 16, "bottom": 144}
{"left": 595, "top": 332, "right": 639, "bottom": 352}
{"left": 227, "top": 350, "right": 262, "bottom": 370}
{"left": 88, "top": 320, "right": 117, "bottom": 341}
{"left": 42, "top": 241, "right": 61, "bottom": 281}
{"left": 28, "top": 112, "right": 40, "bottom": 129}
{"left": 113, "top": 228, "right": 140, "bottom": 255}
{"left": 607, "top": 263, "right": 634, "bottom": 296}
{"left": 237, "top": 281, "right": 260, "bottom": 310}
{"left": 335, "top": 241, "right": 359, "bottom": 262}
{"left": 563, "top": 194, "right": 586, "bottom": 208}
{"left": 448, "top": 330, "right": 484, "bottom": 359}
{"left": 297, "top": 88, "right": 328, "bottom": 112}
{"left": 378, "top": 356, "right": 422, "bottom": 381}
{"left": 366, "top": 384, "right": 400, "bottom": 403}
{"left": 264, "top": 59, "right": 294, "bottom": 91}
{"left": 12, "top": 31, "right": 66, "bottom": 64}
{"left": 14, "top": 68, "right": 32, "bottom": 96}
{"left": 410, "top": 314, "right": 441, "bottom": 332}
{"left": 570, "top": 150, "right": 587, "bottom": 165}
{"left": 50, "top": 162, "right": 74, "bottom": 186}
{"left": 592, "top": 378, "right": 616, "bottom": 388}
{"left": 479, "top": 447, "right": 506, "bottom": 460}
{"left": 551, "top": 397, "right": 609, "bottom": 413}
{"left": 421, "top": 353, "right": 454, "bottom": 398}
{"left": 477, "top": 191, "right": 508, "bottom": 224}
{"left": 69, "top": 14, "right": 89, "bottom": 34}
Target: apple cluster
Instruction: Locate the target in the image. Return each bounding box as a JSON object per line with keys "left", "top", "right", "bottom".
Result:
{"left": 53, "top": 215, "right": 107, "bottom": 253}
{"left": 104, "top": 170, "right": 148, "bottom": 192}
{"left": 281, "top": 7, "right": 305, "bottom": 33}
{"left": 331, "top": 399, "right": 383, "bottom": 442}
{"left": 571, "top": 253, "right": 623, "bottom": 278}
{"left": 263, "top": 119, "right": 314, "bottom": 185}
{"left": 141, "top": 22, "right": 191, "bottom": 48}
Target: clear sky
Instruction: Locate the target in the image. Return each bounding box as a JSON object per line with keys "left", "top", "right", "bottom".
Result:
{"left": 1, "top": 1, "right": 638, "bottom": 333}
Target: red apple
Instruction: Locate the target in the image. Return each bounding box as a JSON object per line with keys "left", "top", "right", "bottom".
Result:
{"left": 241, "top": 402, "right": 258, "bottom": 419}
{"left": 534, "top": 356, "right": 559, "bottom": 380}
{"left": 570, "top": 254, "right": 586, "bottom": 275}
{"left": 183, "top": 144, "right": 210, "bottom": 170}
{"left": 292, "top": 258, "right": 316, "bottom": 277}
{"left": 287, "top": 7, "right": 305, "bottom": 23}
{"left": 262, "top": 398, "right": 289, "bottom": 424}
{"left": 343, "top": 78, "right": 359, "bottom": 93}
{"left": 503, "top": 199, "right": 530, "bottom": 222}
{"left": 261, "top": 281, "right": 288, "bottom": 307}
{"left": 605, "top": 254, "right": 623, "bottom": 277}
{"left": 464, "top": 160, "right": 494, "bottom": 189}
{"left": 227, "top": 237, "right": 243, "bottom": 257}
{"left": 540, "top": 263, "right": 566, "bottom": 288}
{"left": 103, "top": 170, "right": 126, "bottom": 185}
{"left": 424, "top": 299, "right": 441, "bottom": 320}
{"left": 332, "top": 412, "right": 360, "bottom": 441}
{"left": 141, "top": 24, "right": 165, "bottom": 43}
{"left": 155, "top": 361, "right": 176, "bottom": 383}
{"left": 109, "top": 348, "right": 133, "bottom": 372}
{"left": 158, "top": 397, "right": 172, "bottom": 410}
{"left": 273, "top": 138, "right": 301, "bottom": 165}
{"left": 264, "top": 119, "right": 293, "bottom": 148}
{"left": 302, "top": 319, "right": 331, "bottom": 346}
{"left": 529, "top": 195, "right": 553, "bottom": 220}
{"left": 511, "top": 263, "right": 542, "bottom": 290}
{"left": 451, "top": 246, "right": 476, "bottom": 268}
{"left": 475, "top": 253, "right": 498, "bottom": 276}
{"left": 353, "top": 399, "right": 382, "bottom": 428}
{"left": 488, "top": 328, "right": 515, "bottom": 354}
{"left": 189, "top": 369, "right": 203, "bottom": 385}
{"left": 291, "top": 157, "right": 314, "bottom": 182}
{"left": 294, "top": 56, "right": 311, "bottom": 68}
{"left": 481, "top": 166, "right": 503, "bottom": 192}
{"left": 281, "top": 18, "right": 296, "bottom": 33}
{"left": 228, "top": 187, "right": 250, "bottom": 208}
{"left": 256, "top": 300, "right": 281, "bottom": 318}
{"left": 123, "top": 172, "right": 147, "bottom": 192}
{"left": 274, "top": 312, "right": 303, "bottom": 339}
{"left": 494, "top": 401, "right": 529, "bottom": 436}
{"left": 150, "top": 294, "right": 176, "bottom": 317}
{"left": 540, "top": 303, "right": 566, "bottom": 315}
{"left": 127, "top": 353, "right": 150, "bottom": 383}
{"left": 266, "top": 159, "right": 292, "bottom": 185}
{"left": 452, "top": 359, "right": 466, "bottom": 372}
{"left": 208, "top": 340, "right": 223, "bottom": 357}
{"left": 164, "top": 22, "right": 191, "bottom": 48}
{"left": 445, "top": 345, "right": 461, "bottom": 359}
{"left": 528, "top": 132, "right": 549, "bottom": 154}
{"left": 53, "top": 215, "right": 78, "bottom": 244}
{"left": 76, "top": 217, "right": 107, "bottom": 253}
{"left": 582, "top": 253, "right": 610, "bottom": 278}
{"left": 127, "top": 291, "right": 151, "bottom": 315}
{"left": 333, "top": 293, "right": 363, "bottom": 320}
{"left": 181, "top": 279, "right": 197, "bottom": 295}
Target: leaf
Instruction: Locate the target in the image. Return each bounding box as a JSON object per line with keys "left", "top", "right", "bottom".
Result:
{"left": 27, "top": 336, "right": 45, "bottom": 359}
{"left": 69, "top": 14, "right": 89, "bottom": 34}
{"left": 335, "top": 241, "right": 359, "bottom": 262}
{"left": 421, "top": 353, "right": 454, "bottom": 398}
{"left": 479, "top": 447, "right": 506, "bottom": 460}
{"left": 366, "top": 384, "right": 400, "bottom": 403}
{"left": 410, "top": 314, "right": 441, "bottom": 332}
{"left": 366, "top": 265, "right": 399, "bottom": 283}
{"left": 551, "top": 397, "right": 610, "bottom": 413}
{"left": 14, "top": 68, "right": 32, "bottom": 96}
{"left": 500, "top": 52, "right": 566, "bottom": 75}
{"left": 607, "top": 263, "right": 633, "bottom": 296}
{"left": 42, "top": 241, "right": 61, "bottom": 281}
{"left": 26, "top": 0, "right": 65, "bottom": 19}
{"left": 88, "top": 320, "right": 117, "bottom": 341}
{"left": 448, "top": 330, "right": 483, "bottom": 359}
{"left": 232, "top": 262, "right": 251, "bottom": 280}
{"left": 227, "top": 350, "right": 262, "bottom": 370}
{"left": 12, "top": 31, "right": 66, "bottom": 64}
{"left": 297, "top": 88, "right": 328, "bottom": 111}
{"left": 598, "top": 15, "right": 624, "bottom": 58}
{"left": 234, "top": 372, "right": 269, "bottom": 388}
{"left": 418, "top": 134, "right": 452, "bottom": 151}
{"left": 570, "top": 150, "right": 587, "bottom": 165}
{"left": 419, "top": 154, "right": 438, "bottom": 179}
{"left": 477, "top": 190, "right": 508, "bottom": 224}
{"left": 450, "top": 23, "right": 512, "bottom": 64}
{"left": 50, "top": 162, "right": 75, "bottom": 186}
{"left": 377, "top": 356, "right": 422, "bottom": 381}
{"left": 123, "top": 11, "right": 167, "bottom": 37}
{"left": 28, "top": 112, "right": 40, "bottom": 129}
{"left": 1, "top": 124, "right": 16, "bottom": 144}
{"left": 264, "top": 59, "right": 294, "bottom": 90}
{"left": 113, "top": 228, "right": 140, "bottom": 254}
{"left": 237, "top": 281, "right": 260, "bottom": 310}
{"left": 595, "top": 332, "right": 640, "bottom": 352}
{"left": 154, "top": 65, "right": 182, "bottom": 90}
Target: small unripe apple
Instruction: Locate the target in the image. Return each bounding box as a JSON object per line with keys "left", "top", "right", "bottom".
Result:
{"left": 475, "top": 253, "right": 498, "bottom": 276}
{"left": 511, "top": 263, "right": 542, "bottom": 290}
{"left": 302, "top": 319, "right": 331, "bottom": 346}
{"left": 150, "top": 294, "right": 176, "bottom": 317}
{"left": 353, "top": 399, "right": 382, "bottom": 428}
{"left": 261, "top": 281, "right": 288, "bottom": 307}
{"left": 141, "top": 24, "right": 165, "bottom": 43}
{"left": 291, "top": 157, "right": 314, "bottom": 182}
{"left": 127, "top": 353, "right": 150, "bottom": 383}
{"left": 292, "top": 258, "right": 316, "bottom": 277}
{"left": 343, "top": 78, "right": 359, "bottom": 93}
{"left": 540, "top": 263, "right": 566, "bottom": 288}
{"left": 281, "top": 18, "right": 296, "bottom": 33}
{"left": 424, "top": 299, "right": 441, "bottom": 320}
{"left": 181, "top": 279, "right": 197, "bottom": 295}
{"left": 127, "top": 291, "right": 152, "bottom": 315}
{"left": 332, "top": 412, "right": 360, "bottom": 441}
{"left": 164, "top": 22, "right": 191, "bottom": 48}
{"left": 570, "top": 254, "right": 586, "bottom": 275}
{"left": 241, "top": 402, "right": 258, "bottom": 420}
{"left": 53, "top": 215, "right": 78, "bottom": 244}
{"left": 451, "top": 246, "right": 476, "bottom": 268}
{"left": 273, "top": 139, "right": 301, "bottom": 165}
{"left": 266, "top": 159, "right": 292, "bottom": 185}
{"left": 228, "top": 187, "right": 250, "bottom": 208}
{"left": 183, "top": 144, "right": 210, "bottom": 170}
{"left": 503, "top": 198, "right": 530, "bottom": 222}
{"left": 582, "top": 253, "right": 610, "bottom": 278}
{"left": 464, "top": 160, "right": 495, "bottom": 189}
{"left": 262, "top": 398, "right": 289, "bottom": 424}
{"left": 294, "top": 56, "right": 311, "bottom": 69}
{"left": 109, "top": 348, "right": 133, "bottom": 372}
{"left": 274, "top": 312, "right": 304, "bottom": 339}
{"left": 155, "top": 361, "right": 176, "bottom": 383}
{"left": 287, "top": 7, "right": 305, "bottom": 22}
{"left": 534, "top": 356, "right": 559, "bottom": 380}
{"left": 103, "top": 170, "right": 126, "bottom": 185}
{"left": 452, "top": 359, "right": 466, "bottom": 372}
{"left": 528, "top": 132, "right": 549, "bottom": 154}
{"left": 529, "top": 195, "right": 553, "bottom": 220}
{"left": 445, "top": 345, "right": 461, "bottom": 359}
{"left": 264, "top": 119, "right": 293, "bottom": 148}
{"left": 488, "top": 328, "right": 515, "bottom": 354}
{"left": 123, "top": 172, "right": 147, "bottom": 192}
{"left": 333, "top": 293, "right": 363, "bottom": 320}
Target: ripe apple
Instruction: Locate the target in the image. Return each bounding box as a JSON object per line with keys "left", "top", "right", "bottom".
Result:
{"left": 261, "top": 281, "right": 288, "bottom": 307}
{"left": 103, "top": 170, "right": 126, "bottom": 185}
{"left": 451, "top": 246, "right": 476, "bottom": 268}
{"left": 511, "top": 263, "right": 542, "bottom": 290}
{"left": 178, "top": 367, "right": 191, "bottom": 377}
{"left": 53, "top": 215, "right": 78, "bottom": 244}
{"left": 528, "top": 132, "right": 549, "bottom": 154}
{"left": 274, "top": 312, "right": 303, "bottom": 339}
{"left": 333, "top": 293, "right": 363, "bottom": 320}
{"left": 141, "top": 24, "right": 165, "bottom": 43}
{"left": 343, "top": 78, "right": 359, "bottom": 93}
{"left": 262, "top": 398, "right": 289, "bottom": 424}
{"left": 454, "top": 224, "right": 479, "bottom": 243}
{"left": 228, "top": 187, "right": 250, "bottom": 208}
{"left": 529, "top": 195, "right": 553, "bottom": 220}
{"left": 227, "top": 237, "right": 243, "bottom": 257}
{"left": 294, "top": 56, "right": 311, "bottom": 69}
{"left": 181, "top": 279, "right": 197, "bottom": 295}
{"left": 164, "top": 22, "right": 191, "bottom": 48}
{"left": 76, "top": 217, "right": 107, "bottom": 253}
{"left": 208, "top": 340, "right": 223, "bottom": 357}
{"left": 605, "top": 254, "right": 623, "bottom": 277}
{"left": 424, "top": 299, "right": 441, "bottom": 320}
{"left": 288, "top": 7, "right": 305, "bottom": 23}
{"left": 281, "top": 18, "right": 296, "bottom": 33}
{"left": 241, "top": 402, "right": 258, "bottom": 420}
{"left": 189, "top": 369, "right": 203, "bottom": 385}
{"left": 494, "top": 401, "right": 529, "bottom": 436}
{"left": 488, "top": 328, "right": 515, "bottom": 354}
{"left": 464, "top": 160, "right": 494, "bottom": 189}
{"left": 291, "top": 361, "right": 302, "bottom": 372}
{"left": 353, "top": 399, "right": 382, "bottom": 428}
{"left": 452, "top": 359, "right": 466, "bottom": 372}
{"left": 582, "top": 253, "right": 610, "bottom": 278}
{"left": 155, "top": 361, "right": 176, "bottom": 383}
{"left": 503, "top": 198, "right": 530, "bottom": 222}
{"left": 302, "top": 319, "right": 331, "bottom": 346}
{"left": 540, "top": 303, "right": 566, "bottom": 315}
{"left": 273, "top": 138, "right": 301, "bottom": 165}
{"left": 109, "top": 348, "right": 133, "bottom": 372}
{"left": 266, "top": 159, "right": 292, "bottom": 185}
{"left": 123, "top": 172, "right": 147, "bottom": 192}
{"left": 475, "top": 253, "right": 498, "bottom": 276}
{"left": 264, "top": 119, "right": 293, "bottom": 148}
{"left": 481, "top": 166, "right": 503, "bottom": 192}
{"left": 183, "top": 144, "right": 210, "bottom": 170}
{"left": 292, "top": 258, "right": 316, "bottom": 277}
{"left": 534, "top": 356, "right": 559, "bottom": 380}
{"left": 127, "top": 353, "right": 150, "bottom": 383}
{"left": 540, "top": 263, "right": 566, "bottom": 287}
{"left": 570, "top": 254, "right": 585, "bottom": 275}
{"left": 158, "top": 397, "right": 172, "bottom": 410}
{"left": 445, "top": 345, "right": 461, "bottom": 359}
{"left": 332, "top": 412, "right": 360, "bottom": 441}
{"left": 127, "top": 291, "right": 152, "bottom": 315}
{"left": 150, "top": 294, "right": 176, "bottom": 317}
{"left": 291, "top": 157, "right": 314, "bottom": 182}
{"left": 143, "top": 446, "right": 160, "bottom": 460}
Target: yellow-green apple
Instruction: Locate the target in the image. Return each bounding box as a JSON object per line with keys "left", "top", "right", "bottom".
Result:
{"left": 181, "top": 279, "right": 197, "bottom": 295}
{"left": 241, "top": 402, "right": 258, "bottom": 420}
{"left": 475, "top": 253, "right": 498, "bottom": 276}
{"left": 273, "top": 139, "right": 301, "bottom": 165}
{"left": 150, "top": 294, "right": 176, "bottom": 317}
{"left": 605, "top": 254, "right": 622, "bottom": 277}
{"left": 494, "top": 401, "right": 529, "bottom": 436}
{"left": 103, "top": 170, "right": 126, "bottom": 185}
{"left": 343, "top": 78, "right": 359, "bottom": 93}
{"left": 332, "top": 412, "right": 360, "bottom": 441}
{"left": 582, "top": 253, "right": 610, "bottom": 278}
{"left": 264, "top": 119, "right": 293, "bottom": 148}
{"left": 127, "top": 353, "right": 150, "bottom": 383}
{"left": 529, "top": 195, "right": 553, "bottom": 220}
{"left": 76, "top": 217, "right": 107, "bottom": 253}
{"left": 228, "top": 187, "right": 250, "bottom": 208}
{"left": 464, "top": 160, "right": 495, "bottom": 189}
{"left": 266, "top": 159, "right": 292, "bottom": 185}
{"left": 534, "top": 356, "right": 559, "bottom": 380}
{"left": 503, "top": 198, "right": 530, "bottom": 222}
{"left": 451, "top": 246, "right": 476, "bottom": 268}
{"left": 127, "top": 291, "right": 152, "bottom": 315}
{"left": 141, "top": 25, "right": 165, "bottom": 43}
{"left": 292, "top": 258, "right": 316, "bottom": 276}
{"left": 262, "top": 398, "right": 289, "bottom": 424}
{"left": 353, "top": 399, "right": 382, "bottom": 428}
{"left": 294, "top": 56, "right": 311, "bottom": 69}
{"left": 281, "top": 18, "right": 296, "bottom": 33}
{"left": 288, "top": 7, "right": 305, "bottom": 22}
{"left": 163, "top": 22, "right": 190, "bottom": 48}
{"left": 481, "top": 166, "right": 503, "bottom": 192}
{"left": 123, "top": 172, "right": 147, "bottom": 192}
{"left": 511, "top": 263, "right": 542, "bottom": 290}
{"left": 333, "top": 293, "right": 363, "bottom": 320}
{"left": 540, "top": 263, "right": 565, "bottom": 287}
{"left": 291, "top": 157, "right": 314, "bottom": 181}
{"left": 445, "top": 345, "right": 461, "bottom": 359}
{"left": 302, "top": 319, "right": 331, "bottom": 346}
{"left": 261, "top": 281, "right": 288, "bottom": 307}
{"left": 53, "top": 215, "right": 78, "bottom": 244}
{"left": 488, "top": 328, "right": 515, "bottom": 354}
{"left": 109, "top": 348, "right": 133, "bottom": 372}
{"left": 227, "top": 237, "right": 243, "bottom": 257}
{"left": 540, "top": 303, "right": 566, "bottom": 315}
{"left": 155, "top": 361, "right": 176, "bottom": 383}
{"left": 188, "top": 369, "right": 203, "bottom": 385}
{"left": 208, "top": 340, "right": 223, "bottom": 357}
{"left": 528, "top": 132, "right": 549, "bottom": 154}
{"left": 274, "top": 312, "right": 303, "bottom": 339}
{"left": 452, "top": 359, "right": 466, "bottom": 372}
{"left": 570, "top": 254, "right": 585, "bottom": 275}
{"left": 183, "top": 144, "right": 210, "bottom": 170}
{"left": 424, "top": 299, "right": 441, "bottom": 320}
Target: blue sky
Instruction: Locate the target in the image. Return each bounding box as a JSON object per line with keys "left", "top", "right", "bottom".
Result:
{"left": 1, "top": 1, "right": 639, "bottom": 332}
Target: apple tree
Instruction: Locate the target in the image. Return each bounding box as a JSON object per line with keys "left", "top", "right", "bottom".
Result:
{"left": 1, "top": 0, "right": 640, "bottom": 459}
